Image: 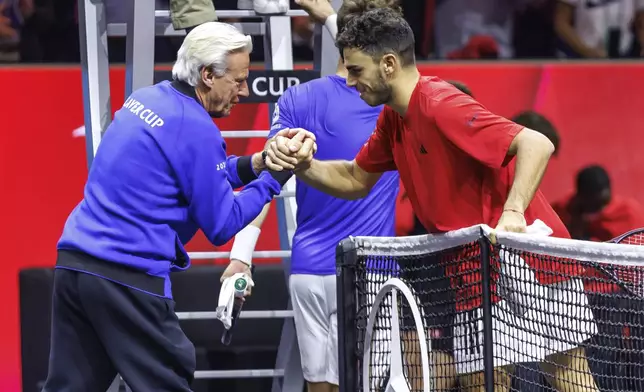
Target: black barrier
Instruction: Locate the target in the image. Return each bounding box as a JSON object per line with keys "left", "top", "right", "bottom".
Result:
{"left": 19, "top": 268, "right": 55, "bottom": 392}
{"left": 154, "top": 70, "right": 321, "bottom": 103}
{"left": 20, "top": 264, "right": 291, "bottom": 392}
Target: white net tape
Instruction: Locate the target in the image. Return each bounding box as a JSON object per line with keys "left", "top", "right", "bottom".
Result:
{"left": 351, "top": 223, "right": 644, "bottom": 266}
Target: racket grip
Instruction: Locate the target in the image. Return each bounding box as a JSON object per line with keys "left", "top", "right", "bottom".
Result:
{"left": 221, "top": 300, "right": 242, "bottom": 345}
{"left": 221, "top": 265, "right": 255, "bottom": 346}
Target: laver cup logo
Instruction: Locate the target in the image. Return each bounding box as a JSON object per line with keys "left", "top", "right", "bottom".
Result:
{"left": 234, "top": 277, "right": 248, "bottom": 292}
{"left": 154, "top": 70, "right": 320, "bottom": 103}
{"left": 242, "top": 70, "right": 320, "bottom": 103}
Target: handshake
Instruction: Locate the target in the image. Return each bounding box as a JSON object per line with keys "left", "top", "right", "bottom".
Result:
{"left": 264, "top": 128, "right": 318, "bottom": 172}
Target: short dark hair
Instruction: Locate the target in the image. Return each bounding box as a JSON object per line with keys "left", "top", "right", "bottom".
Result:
{"left": 447, "top": 80, "right": 473, "bottom": 97}
{"left": 336, "top": 8, "right": 415, "bottom": 67}
{"left": 337, "top": 0, "right": 403, "bottom": 37}
{"left": 576, "top": 165, "right": 610, "bottom": 195}
{"left": 511, "top": 111, "right": 560, "bottom": 155}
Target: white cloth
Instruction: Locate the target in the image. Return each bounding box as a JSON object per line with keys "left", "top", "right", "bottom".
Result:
{"left": 497, "top": 219, "right": 551, "bottom": 315}
{"left": 253, "top": 0, "right": 290, "bottom": 15}
{"left": 215, "top": 273, "right": 254, "bottom": 329}
{"left": 454, "top": 220, "right": 597, "bottom": 374}
{"left": 558, "top": 0, "right": 636, "bottom": 56}
{"left": 454, "top": 278, "right": 596, "bottom": 374}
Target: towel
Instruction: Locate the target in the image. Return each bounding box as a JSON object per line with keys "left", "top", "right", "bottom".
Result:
{"left": 497, "top": 219, "right": 552, "bottom": 316}
{"left": 215, "top": 272, "right": 254, "bottom": 330}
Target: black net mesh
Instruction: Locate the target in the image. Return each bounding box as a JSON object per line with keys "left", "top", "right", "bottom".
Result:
{"left": 339, "top": 229, "right": 644, "bottom": 392}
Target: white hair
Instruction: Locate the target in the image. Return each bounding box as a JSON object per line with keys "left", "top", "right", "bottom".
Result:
{"left": 172, "top": 22, "right": 253, "bottom": 87}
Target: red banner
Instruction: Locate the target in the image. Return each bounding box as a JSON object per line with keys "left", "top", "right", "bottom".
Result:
{"left": 1, "top": 62, "right": 643, "bottom": 390}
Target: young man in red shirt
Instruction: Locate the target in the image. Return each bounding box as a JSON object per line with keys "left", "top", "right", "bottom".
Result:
{"left": 266, "top": 8, "right": 598, "bottom": 392}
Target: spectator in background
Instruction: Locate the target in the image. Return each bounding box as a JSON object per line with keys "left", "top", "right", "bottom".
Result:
{"left": 552, "top": 165, "right": 644, "bottom": 241}
{"left": 554, "top": 0, "right": 641, "bottom": 58}
{"left": 0, "top": 0, "right": 32, "bottom": 62}
{"left": 19, "top": 0, "right": 78, "bottom": 62}
{"left": 434, "top": 0, "right": 540, "bottom": 59}
{"left": 637, "top": 0, "right": 644, "bottom": 55}
{"left": 552, "top": 165, "right": 644, "bottom": 392}
{"left": 512, "top": 111, "right": 560, "bottom": 156}
{"left": 169, "top": 0, "right": 216, "bottom": 33}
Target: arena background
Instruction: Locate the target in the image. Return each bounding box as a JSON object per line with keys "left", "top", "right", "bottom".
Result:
{"left": 1, "top": 61, "right": 643, "bottom": 391}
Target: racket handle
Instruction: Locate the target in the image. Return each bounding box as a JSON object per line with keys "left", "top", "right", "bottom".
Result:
{"left": 221, "top": 265, "right": 255, "bottom": 346}
{"left": 222, "top": 300, "right": 243, "bottom": 345}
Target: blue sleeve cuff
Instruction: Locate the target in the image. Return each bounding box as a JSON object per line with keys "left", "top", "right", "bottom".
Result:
{"left": 260, "top": 170, "right": 292, "bottom": 188}
{"left": 236, "top": 155, "right": 259, "bottom": 185}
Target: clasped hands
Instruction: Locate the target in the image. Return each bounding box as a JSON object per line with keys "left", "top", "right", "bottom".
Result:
{"left": 264, "top": 128, "right": 317, "bottom": 172}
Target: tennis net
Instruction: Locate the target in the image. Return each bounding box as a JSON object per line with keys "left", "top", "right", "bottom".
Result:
{"left": 336, "top": 224, "right": 644, "bottom": 392}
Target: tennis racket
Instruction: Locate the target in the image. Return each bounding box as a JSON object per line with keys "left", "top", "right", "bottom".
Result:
{"left": 594, "top": 228, "right": 644, "bottom": 298}
{"left": 221, "top": 265, "right": 255, "bottom": 346}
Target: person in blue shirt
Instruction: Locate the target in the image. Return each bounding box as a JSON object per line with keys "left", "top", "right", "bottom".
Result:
{"left": 43, "top": 22, "right": 315, "bottom": 392}
{"left": 223, "top": 3, "right": 400, "bottom": 392}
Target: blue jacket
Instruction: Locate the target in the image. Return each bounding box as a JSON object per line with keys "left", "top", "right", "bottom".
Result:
{"left": 57, "top": 80, "right": 288, "bottom": 297}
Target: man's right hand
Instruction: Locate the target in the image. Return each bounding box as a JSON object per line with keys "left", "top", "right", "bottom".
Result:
{"left": 294, "top": 0, "right": 335, "bottom": 24}
{"left": 265, "top": 128, "right": 317, "bottom": 172}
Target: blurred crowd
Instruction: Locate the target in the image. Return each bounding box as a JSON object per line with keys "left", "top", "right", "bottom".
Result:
{"left": 1, "top": 0, "right": 643, "bottom": 63}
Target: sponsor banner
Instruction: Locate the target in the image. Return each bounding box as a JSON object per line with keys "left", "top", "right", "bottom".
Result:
{"left": 154, "top": 69, "right": 321, "bottom": 103}
{"left": 2, "top": 62, "right": 644, "bottom": 391}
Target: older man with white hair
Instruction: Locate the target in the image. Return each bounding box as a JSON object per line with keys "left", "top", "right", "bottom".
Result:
{"left": 42, "top": 22, "right": 315, "bottom": 392}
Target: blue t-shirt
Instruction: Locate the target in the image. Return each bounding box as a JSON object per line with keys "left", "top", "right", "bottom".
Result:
{"left": 269, "top": 75, "right": 400, "bottom": 275}
{"left": 58, "top": 81, "right": 284, "bottom": 294}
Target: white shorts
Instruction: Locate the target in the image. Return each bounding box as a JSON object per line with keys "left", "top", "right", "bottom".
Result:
{"left": 290, "top": 274, "right": 338, "bottom": 385}
{"left": 454, "top": 278, "right": 598, "bottom": 375}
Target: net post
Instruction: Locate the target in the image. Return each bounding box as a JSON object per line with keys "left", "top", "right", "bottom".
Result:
{"left": 478, "top": 230, "right": 495, "bottom": 392}
{"left": 336, "top": 237, "right": 358, "bottom": 392}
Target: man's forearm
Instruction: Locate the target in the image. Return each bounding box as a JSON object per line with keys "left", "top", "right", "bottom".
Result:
{"left": 296, "top": 159, "right": 370, "bottom": 200}
{"left": 504, "top": 131, "right": 555, "bottom": 213}
{"left": 229, "top": 203, "right": 271, "bottom": 266}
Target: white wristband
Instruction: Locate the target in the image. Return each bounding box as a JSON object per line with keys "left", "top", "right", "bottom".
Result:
{"left": 230, "top": 225, "right": 261, "bottom": 266}
{"left": 324, "top": 13, "right": 338, "bottom": 40}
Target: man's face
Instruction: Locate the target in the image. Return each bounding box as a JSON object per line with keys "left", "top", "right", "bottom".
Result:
{"left": 343, "top": 48, "right": 392, "bottom": 107}
{"left": 577, "top": 188, "right": 611, "bottom": 215}
{"left": 206, "top": 51, "right": 250, "bottom": 118}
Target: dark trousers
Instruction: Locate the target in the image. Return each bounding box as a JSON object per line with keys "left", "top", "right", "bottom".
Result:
{"left": 42, "top": 268, "right": 196, "bottom": 392}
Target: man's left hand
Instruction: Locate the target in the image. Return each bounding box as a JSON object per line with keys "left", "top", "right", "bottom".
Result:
{"left": 221, "top": 259, "right": 253, "bottom": 298}
{"left": 221, "top": 259, "right": 251, "bottom": 281}
{"left": 491, "top": 210, "right": 527, "bottom": 244}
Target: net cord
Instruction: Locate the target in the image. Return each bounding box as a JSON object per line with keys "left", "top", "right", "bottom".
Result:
{"left": 350, "top": 224, "right": 644, "bottom": 266}
{"left": 363, "top": 278, "right": 430, "bottom": 392}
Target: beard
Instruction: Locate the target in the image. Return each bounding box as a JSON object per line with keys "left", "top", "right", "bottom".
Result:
{"left": 362, "top": 74, "right": 393, "bottom": 107}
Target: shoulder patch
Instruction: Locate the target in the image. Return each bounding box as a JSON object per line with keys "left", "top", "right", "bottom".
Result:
{"left": 271, "top": 104, "right": 280, "bottom": 126}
